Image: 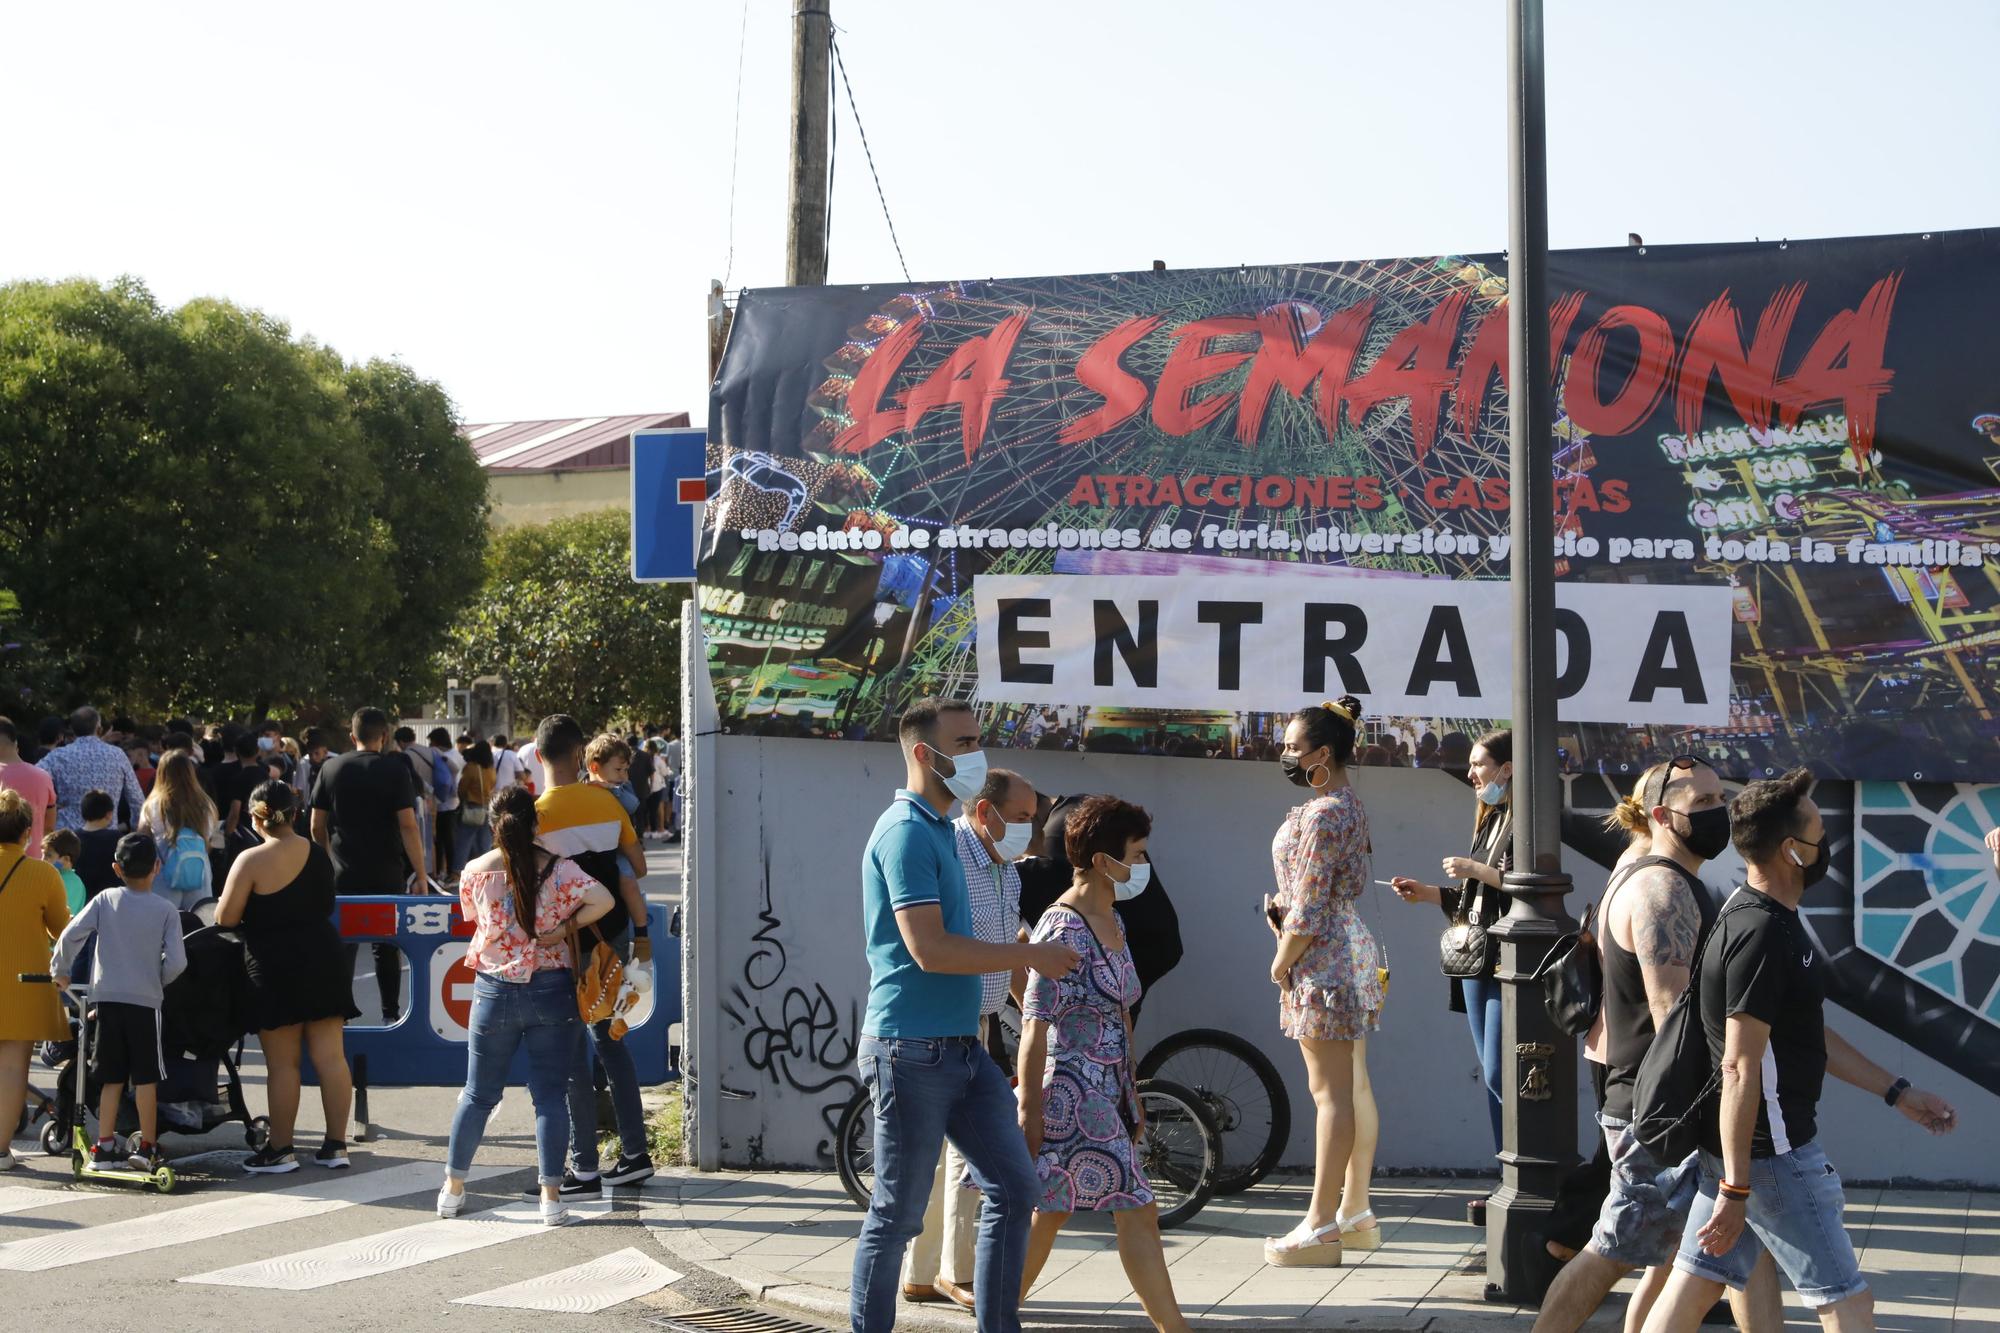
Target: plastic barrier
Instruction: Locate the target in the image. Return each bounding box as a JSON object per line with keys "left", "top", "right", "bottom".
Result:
{"left": 323, "top": 895, "right": 681, "bottom": 1138}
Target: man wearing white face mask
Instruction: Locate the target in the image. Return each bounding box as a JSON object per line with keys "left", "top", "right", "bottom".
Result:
{"left": 852, "top": 700, "right": 1081, "bottom": 1333}
{"left": 900, "top": 768, "right": 1048, "bottom": 1311}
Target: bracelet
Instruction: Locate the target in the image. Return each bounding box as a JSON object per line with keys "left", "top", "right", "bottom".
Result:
{"left": 1718, "top": 1181, "right": 1752, "bottom": 1201}
{"left": 1884, "top": 1077, "right": 1910, "bottom": 1108}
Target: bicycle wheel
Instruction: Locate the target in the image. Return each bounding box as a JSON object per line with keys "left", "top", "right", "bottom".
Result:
{"left": 1137, "top": 1029, "right": 1290, "bottom": 1195}
{"left": 1135, "top": 1077, "right": 1220, "bottom": 1230}
{"left": 834, "top": 1087, "right": 876, "bottom": 1210}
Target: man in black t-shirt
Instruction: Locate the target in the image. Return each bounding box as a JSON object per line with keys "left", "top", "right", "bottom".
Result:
{"left": 310, "top": 707, "right": 429, "bottom": 1024}
{"left": 1646, "top": 770, "right": 1958, "bottom": 1333}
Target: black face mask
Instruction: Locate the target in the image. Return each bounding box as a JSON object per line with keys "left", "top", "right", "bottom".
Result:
{"left": 1793, "top": 837, "right": 1829, "bottom": 889}
{"left": 1279, "top": 751, "right": 1323, "bottom": 789}
{"left": 1670, "top": 806, "right": 1733, "bottom": 861}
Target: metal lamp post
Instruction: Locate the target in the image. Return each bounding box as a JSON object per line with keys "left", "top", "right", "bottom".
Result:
{"left": 1486, "top": 0, "right": 1579, "bottom": 1303}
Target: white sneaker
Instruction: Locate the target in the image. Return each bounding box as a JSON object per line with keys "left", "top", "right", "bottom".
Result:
{"left": 437, "top": 1186, "right": 466, "bottom": 1218}
{"left": 539, "top": 1199, "right": 569, "bottom": 1227}
{"left": 0, "top": 1149, "right": 15, "bottom": 1171}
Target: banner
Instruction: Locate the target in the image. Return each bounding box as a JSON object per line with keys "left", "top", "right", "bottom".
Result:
{"left": 700, "top": 229, "right": 2000, "bottom": 781}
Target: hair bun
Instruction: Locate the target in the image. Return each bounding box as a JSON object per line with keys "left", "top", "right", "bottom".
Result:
{"left": 1323, "top": 696, "right": 1362, "bottom": 723}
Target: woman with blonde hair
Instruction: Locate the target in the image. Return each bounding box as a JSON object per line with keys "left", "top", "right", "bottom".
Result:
{"left": 139, "top": 751, "right": 218, "bottom": 910}
{"left": 0, "top": 789, "right": 71, "bottom": 1172}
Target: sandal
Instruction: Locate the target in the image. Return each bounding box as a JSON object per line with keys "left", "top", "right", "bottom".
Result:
{"left": 1265, "top": 1218, "right": 1343, "bottom": 1267}
{"left": 1337, "top": 1209, "right": 1382, "bottom": 1250}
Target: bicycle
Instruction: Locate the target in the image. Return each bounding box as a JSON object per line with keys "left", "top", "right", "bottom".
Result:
{"left": 833, "top": 1073, "right": 1221, "bottom": 1229}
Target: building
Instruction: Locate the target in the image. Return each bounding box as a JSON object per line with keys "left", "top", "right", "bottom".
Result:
{"left": 465, "top": 412, "right": 690, "bottom": 528}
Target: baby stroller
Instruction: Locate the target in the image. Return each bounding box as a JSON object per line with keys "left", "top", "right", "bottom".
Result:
{"left": 27, "top": 911, "right": 268, "bottom": 1188}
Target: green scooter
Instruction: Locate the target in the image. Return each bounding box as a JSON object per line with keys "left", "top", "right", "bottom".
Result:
{"left": 17, "top": 973, "right": 175, "bottom": 1193}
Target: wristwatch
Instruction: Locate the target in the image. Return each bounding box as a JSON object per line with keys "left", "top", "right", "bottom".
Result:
{"left": 1884, "top": 1076, "right": 1911, "bottom": 1107}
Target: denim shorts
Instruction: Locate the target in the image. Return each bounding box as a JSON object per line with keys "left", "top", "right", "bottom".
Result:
{"left": 1674, "top": 1143, "right": 1867, "bottom": 1308}
{"left": 1588, "top": 1113, "right": 1700, "bottom": 1268}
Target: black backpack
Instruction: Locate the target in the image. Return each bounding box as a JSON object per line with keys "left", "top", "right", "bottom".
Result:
{"left": 1629, "top": 891, "right": 1757, "bottom": 1163}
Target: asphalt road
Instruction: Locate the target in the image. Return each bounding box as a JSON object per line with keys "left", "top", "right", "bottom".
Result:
{"left": 0, "top": 841, "right": 738, "bottom": 1330}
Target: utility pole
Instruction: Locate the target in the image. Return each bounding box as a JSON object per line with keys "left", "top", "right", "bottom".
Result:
{"left": 786, "top": 4, "right": 832, "bottom": 287}
{"left": 1487, "top": 0, "right": 1577, "bottom": 1304}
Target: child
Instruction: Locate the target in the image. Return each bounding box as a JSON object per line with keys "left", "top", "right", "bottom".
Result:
{"left": 42, "top": 829, "right": 87, "bottom": 913}
{"left": 583, "top": 734, "right": 640, "bottom": 820}
{"left": 51, "top": 833, "right": 188, "bottom": 1171}
{"left": 75, "top": 789, "right": 126, "bottom": 899}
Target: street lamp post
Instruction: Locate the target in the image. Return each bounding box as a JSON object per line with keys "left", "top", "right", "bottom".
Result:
{"left": 1487, "top": 0, "right": 1578, "bottom": 1304}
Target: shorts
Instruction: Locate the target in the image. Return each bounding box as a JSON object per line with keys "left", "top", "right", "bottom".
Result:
{"left": 1587, "top": 1113, "right": 1700, "bottom": 1268}
{"left": 1674, "top": 1144, "right": 1867, "bottom": 1308}
{"left": 90, "top": 1001, "right": 165, "bottom": 1087}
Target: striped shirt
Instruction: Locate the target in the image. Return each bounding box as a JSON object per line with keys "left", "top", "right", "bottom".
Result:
{"left": 952, "top": 814, "right": 1021, "bottom": 1017}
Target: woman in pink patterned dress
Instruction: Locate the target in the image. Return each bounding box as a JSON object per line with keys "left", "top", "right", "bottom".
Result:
{"left": 1016, "top": 796, "right": 1190, "bottom": 1332}
{"left": 1263, "top": 697, "right": 1385, "bottom": 1267}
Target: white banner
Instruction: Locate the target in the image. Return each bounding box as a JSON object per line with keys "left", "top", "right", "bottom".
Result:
{"left": 972, "top": 572, "right": 1732, "bottom": 724}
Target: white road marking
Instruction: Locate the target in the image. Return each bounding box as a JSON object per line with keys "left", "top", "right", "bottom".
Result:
{"left": 179, "top": 1198, "right": 613, "bottom": 1290}
{"left": 450, "top": 1245, "right": 680, "bottom": 1312}
{"left": 0, "top": 1162, "right": 510, "bottom": 1271}
{"left": 0, "top": 1186, "right": 111, "bottom": 1220}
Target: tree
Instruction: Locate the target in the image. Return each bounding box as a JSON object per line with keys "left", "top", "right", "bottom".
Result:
{"left": 0, "top": 277, "right": 488, "bottom": 720}
{"left": 438, "top": 509, "right": 683, "bottom": 731}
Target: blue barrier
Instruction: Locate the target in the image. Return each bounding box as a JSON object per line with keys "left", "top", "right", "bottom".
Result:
{"left": 321, "top": 895, "right": 681, "bottom": 1138}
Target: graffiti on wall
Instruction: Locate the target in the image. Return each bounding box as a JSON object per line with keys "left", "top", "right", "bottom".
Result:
{"left": 717, "top": 853, "right": 863, "bottom": 1164}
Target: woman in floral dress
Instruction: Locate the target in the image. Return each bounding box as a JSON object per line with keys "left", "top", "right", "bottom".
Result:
{"left": 1016, "top": 795, "right": 1189, "bottom": 1333}
{"left": 1263, "top": 697, "right": 1385, "bottom": 1267}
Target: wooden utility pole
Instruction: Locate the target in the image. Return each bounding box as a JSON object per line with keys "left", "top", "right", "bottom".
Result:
{"left": 786, "top": 3, "right": 832, "bottom": 286}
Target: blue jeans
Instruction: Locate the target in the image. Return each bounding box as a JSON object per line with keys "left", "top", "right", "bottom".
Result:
{"left": 446, "top": 969, "right": 578, "bottom": 1185}
{"left": 1462, "top": 976, "right": 1504, "bottom": 1152}
{"left": 849, "top": 1035, "right": 1039, "bottom": 1333}
{"left": 454, "top": 817, "right": 492, "bottom": 869}
{"left": 566, "top": 928, "right": 647, "bottom": 1171}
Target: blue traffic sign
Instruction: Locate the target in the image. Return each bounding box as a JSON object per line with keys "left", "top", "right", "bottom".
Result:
{"left": 631, "top": 427, "right": 709, "bottom": 582}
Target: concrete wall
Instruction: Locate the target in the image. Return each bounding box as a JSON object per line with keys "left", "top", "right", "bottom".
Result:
{"left": 486, "top": 466, "right": 628, "bottom": 529}
{"left": 698, "top": 735, "right": 2000, "bottom": 1184}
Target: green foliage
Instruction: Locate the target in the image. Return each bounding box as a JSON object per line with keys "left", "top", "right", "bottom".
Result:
{"left": 438, "top": 509, "right": 682, "bottom": 731}
{"left": 0, "top": 277, "right": 489, "bottom": 719}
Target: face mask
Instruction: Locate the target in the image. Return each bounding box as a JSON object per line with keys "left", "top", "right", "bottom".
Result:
{"left": 1107, "top": 857, "right": 1152, "bottom": 900}
{"left": 1477, "top": 780, "right": 1508, "bottom": 806}
{"left": 988, "top": 816, "right": 1033, "bottom": 862}
{"left": 1671, "top": 806, "right": 1732, "bottom": 861}
{"left": 928, "top": 747, "right": 987, "bottom": 803}
{"left": 257, "top": 737, "right": 276, "bottom": 752}
{"left": 1788, "top": 838, "right": 1829, "bottom": 888}
{"left": 1278, "top": 751, "right": 1322, "bottom": 789}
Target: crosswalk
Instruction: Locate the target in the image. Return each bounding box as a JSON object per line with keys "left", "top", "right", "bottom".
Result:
{"left": 0, "top": 1158, "right": 683, "bottom": 1316}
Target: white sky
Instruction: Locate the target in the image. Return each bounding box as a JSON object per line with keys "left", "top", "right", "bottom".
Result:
{"left": 5, "top": 1, "right": 1994, "bottom": 429}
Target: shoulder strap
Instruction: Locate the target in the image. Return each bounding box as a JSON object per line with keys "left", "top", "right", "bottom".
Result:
{"left": 0, "top": 856, "right": 24, "bottom": 899}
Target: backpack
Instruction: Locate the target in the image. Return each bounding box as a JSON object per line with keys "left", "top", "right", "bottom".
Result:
{"left": 1629, "top": 891, "right": 1756, "bottom": 1164}
{"left": 163, "top": 826, "right": 213, "bottom": 899}
{"left": 430, "top": 749, "right": 454, "bottom": 800}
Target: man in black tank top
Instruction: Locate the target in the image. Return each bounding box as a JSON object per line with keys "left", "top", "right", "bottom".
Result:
{"left": 1536, "top": 757, "right": 1780, "bottom": 1333}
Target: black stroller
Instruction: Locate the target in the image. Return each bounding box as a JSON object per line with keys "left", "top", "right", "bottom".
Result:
{"left": 28, "top": 911, "right": 269, "bottom": 1179}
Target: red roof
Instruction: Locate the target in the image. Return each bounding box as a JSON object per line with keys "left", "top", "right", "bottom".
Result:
{"left": 461, "top": 412, "right": 691, "bottom": 472}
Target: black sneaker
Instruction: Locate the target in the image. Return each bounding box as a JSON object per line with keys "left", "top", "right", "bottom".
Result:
{"left": 244, "top": 1145, "right": 299, "bottom": 1174}
{"left": 313, "top": 1141, "right": 350, "bottom": 1169}
{"left": 601, "top": 1153, "right": 655, "bottom": 1187}
{"left": 88, "top": 1141, "right": 121, "bottom": 1172}
{"left": 522, "top": 1170, "right": 601, "bottom": 1200}
{"left": 127, "top": 1141, "right": 164, "bottom": 1173}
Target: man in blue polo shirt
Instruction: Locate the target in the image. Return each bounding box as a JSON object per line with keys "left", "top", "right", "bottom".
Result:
{"left": 850, "top": 698, "right": 1081, "bottom": 1333}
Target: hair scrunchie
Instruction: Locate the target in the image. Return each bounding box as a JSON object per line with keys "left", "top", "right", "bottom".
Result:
{"left": 1321, "top": 700, "right": 1356, "bottom": 722}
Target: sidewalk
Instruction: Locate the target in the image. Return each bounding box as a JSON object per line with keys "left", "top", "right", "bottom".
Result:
{"left": 644, "top": 1167, "right": 2000, "bottom": 1331}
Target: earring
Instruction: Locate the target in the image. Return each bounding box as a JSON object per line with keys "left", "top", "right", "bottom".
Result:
{"left": 1307, "top": 761, "right": 1331, "bottom": 788}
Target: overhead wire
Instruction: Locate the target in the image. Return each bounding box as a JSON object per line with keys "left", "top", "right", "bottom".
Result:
{"left": 830, "top": 33, "right": 912, "bottom": 283}
{"left": 720, "top": 0, "right": 750, "bottom": 290}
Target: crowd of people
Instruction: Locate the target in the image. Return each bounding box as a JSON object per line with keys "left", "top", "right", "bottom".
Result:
{"left": 849, "top": 696, "right": 1963, "bottom": 1333}
{"left": 0, "top": 704, "right": 682, "bottom": 1223}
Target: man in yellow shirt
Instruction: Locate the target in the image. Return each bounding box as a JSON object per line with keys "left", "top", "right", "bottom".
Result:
{"left": 532, "top": 715, "right": 655, "bottom": 1193}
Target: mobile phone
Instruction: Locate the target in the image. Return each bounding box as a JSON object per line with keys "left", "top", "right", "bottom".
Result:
{"left": 1266, "top": 902, "right": 1284, "bottom": 930}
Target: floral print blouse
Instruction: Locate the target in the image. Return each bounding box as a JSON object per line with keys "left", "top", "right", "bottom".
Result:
{"left": 458, "top": 854, "right": 592, "bottom": 982}
{"left": 1271, "top": 790, "right": 1383, "bottom": 1027}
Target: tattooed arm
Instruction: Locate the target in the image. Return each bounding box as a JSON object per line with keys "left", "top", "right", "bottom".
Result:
{"left": 1625, "top": 866, "right": 1703, "bottom": 1030}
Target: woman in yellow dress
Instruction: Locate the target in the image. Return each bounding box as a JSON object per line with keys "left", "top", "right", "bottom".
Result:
{"left": 0, "top": 788, "right": 72, "bottom": 1171}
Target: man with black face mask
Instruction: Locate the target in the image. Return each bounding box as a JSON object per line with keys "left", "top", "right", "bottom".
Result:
{"left": 1537, "top": 756, "right": 1782, "bottom": 1333}
{"left": 1642, "top": 770, "right": 1957, "bottom": 1333}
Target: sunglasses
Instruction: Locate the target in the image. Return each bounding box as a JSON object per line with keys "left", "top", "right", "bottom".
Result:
{"left": 1647, "top": 754, "right": 1708, "bottom": 812}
